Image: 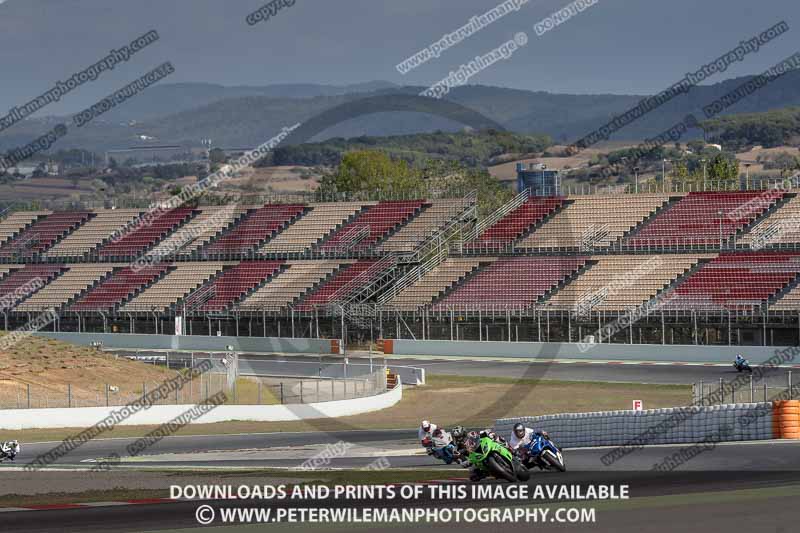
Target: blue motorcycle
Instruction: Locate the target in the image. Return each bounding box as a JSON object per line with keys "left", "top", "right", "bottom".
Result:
{"left": 519, "top": 434, "right": 566, "bottom": 472}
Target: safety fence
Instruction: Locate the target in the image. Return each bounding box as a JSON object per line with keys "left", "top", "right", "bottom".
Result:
{"left": 693, "top": 371, "right": 799, "bottom": 405}
{"left": 0, "top": 367, "right": 387, "bottom": 409}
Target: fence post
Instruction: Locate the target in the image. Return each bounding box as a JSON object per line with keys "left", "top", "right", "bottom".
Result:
{"left": 789, "top": 371, "right": 793, "bottom": 400}
{"left": 233, "top": 380, "right": 237, "bottom": 404}
{"left": 331, "top": 379, "right": 335, "bottom": 401}
{"left": 68, "top": 383, "right": 72, "bottom": 408}
{"left": 764, "top": 383, "right": 768, "bottom": 402}
{"left": 106, "top": 384, "right": 109, "bottom": 407}
{"left": 698, "top": 380, "right": 704, "bottom": 404}
{"left": 316, "top": 380, "right": 320, "bottom": 403}
{"left": 749, "top": 374, "right": 754, "bottom": 403}
{"left": 719, "top": 377, "right": 724, "bottom": 403}
{"left": 27, "top": 384, "right": 30, "bottom": 409}
{"left": 280, "top": 382, "right": 284, "bottom": 404}
{"left": 258, "top": 381, "right": 262, "bottom": 405}
{"left": 142, "top": 382, "right": 147, "bottom": 401}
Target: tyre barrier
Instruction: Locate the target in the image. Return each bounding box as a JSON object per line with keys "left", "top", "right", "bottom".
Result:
{"left": 495, "top": 403, "right": 777, "bottom": 449}
{"left": 774, "top": 400, "right": 800, "bottom": 439}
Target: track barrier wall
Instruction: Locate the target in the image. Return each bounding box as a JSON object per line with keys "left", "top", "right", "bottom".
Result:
{"left": 385, "top": 339, "right": 793, "bottom": 363}
{"left": 34, "top": 332, "right": 335, "bottom": 354}
{"left": 495, "top": 400, "right": 800, "bottom": 450}
{"left": 0, "top": 379, "right": 402, "bottom": 430}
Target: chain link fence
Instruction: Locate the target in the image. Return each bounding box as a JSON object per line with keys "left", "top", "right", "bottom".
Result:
{"left": 0, "top": 359, "right": 388, "bottom": 409}
{"left": 693, "top": 371, "right": 798, "bottom": 405}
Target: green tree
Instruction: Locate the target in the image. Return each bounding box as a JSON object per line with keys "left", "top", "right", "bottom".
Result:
{"left": 318, "top": 150, "right": 423, "bottom": 198}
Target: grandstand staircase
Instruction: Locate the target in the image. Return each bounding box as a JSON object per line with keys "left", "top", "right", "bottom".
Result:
{"left": 618, "top": 195, "right": 682, "bottom": 250}
{"left": 0, "top": 214, "right": 48, "bottom": 249}
{"left": 734, "top": 192, "right": 797, "bottom": 249}
{"left": 426, "top": 259, "right": 495, "bottom": 309}
{"left": 199, "top": 206, "right": 310, "bottom": 258}
{"left": 1, "top": 266, "right": 68, "bottom": 311}
{"left": 191, "top": 262, "right": 289, "bottom": 315}
{"left": 766, "top": 269, "right": 800, "bottom": 307}
{"left": 329, "top": 255, "right": 399, "bottom": 307}
{"left": 538, "top": 259, "right": 596, "bottom": 308}
{"left": 89, "top": 209, "right": 199, "bottom": 261}
{"left": 184, "top": 209, "right": 251, "bottom": 258}
{"left": 112, "top": 265, "right": 178, "bottom": 313}
{"left": 508, "top": 198, "right": 571, "bottom": 249}
{"left": 645, "top": 257, "right": 713, "bottom": 310}
{"left": 61, "top": 267, "right": 120, "bottom": 312}
{"left": 463, "top": 189, "right": 530, "bottom": 246}
{"left": 308, "top": 205, "right": 372, "bottom": 255}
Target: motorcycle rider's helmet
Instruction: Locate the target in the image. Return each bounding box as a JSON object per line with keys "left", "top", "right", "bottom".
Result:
{"left": 464, "top": 435, "right": 480, "bottom": 452}
{"left": 451, "top": 426, "right": 465, "bottom": 439}
{"left": 513, "top": 423, "right": 526, "bottom": 439}
{"left": 421, "top": 420, "right": 431, "bottom": 432}
{"left": 432, "top": 428, "right": 443, "bottom": 438}
{"left": 467, "top": 431, "right": 479, "bottom": 440}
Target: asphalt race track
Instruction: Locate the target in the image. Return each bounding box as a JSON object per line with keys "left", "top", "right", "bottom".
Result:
{"left": 3, "top": 356, "right": 799, "bottom": 531}
{"left": 238, "top": 354, "right": 794, "bottom": 385}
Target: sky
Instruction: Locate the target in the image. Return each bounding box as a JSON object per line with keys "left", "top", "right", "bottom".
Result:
{"left": 0, "top": 0, "right": 798, "bottom": 114}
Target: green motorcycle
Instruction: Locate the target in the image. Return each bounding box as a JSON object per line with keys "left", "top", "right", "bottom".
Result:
{"left": 467, "top": 436, "right": 530, "bottom": 483}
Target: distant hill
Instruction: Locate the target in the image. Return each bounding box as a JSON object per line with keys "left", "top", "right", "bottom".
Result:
{"left": 264, "top": 130, "right": 552, "bottom": 168}
{"left": 3, "top": 71, "right": 800, "bottom": 153}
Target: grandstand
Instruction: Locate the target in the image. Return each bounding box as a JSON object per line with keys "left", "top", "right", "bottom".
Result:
{"left": 0, "top": 189, "right": 798, "bottom": 347}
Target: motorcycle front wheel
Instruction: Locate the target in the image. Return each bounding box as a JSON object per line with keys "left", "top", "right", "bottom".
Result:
{"left": 542, "top": 450, "right": 566, "bottom": 472}
{"left": 486, "top": 454, "right": 517, "bottom": 483}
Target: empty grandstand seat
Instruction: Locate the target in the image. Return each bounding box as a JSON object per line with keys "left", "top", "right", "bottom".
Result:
{"left": 625, "top": 191, "right": 786, "bottom": 249}
{"left": 67, "top": 264, "right": 172, "bottom": 312}
{"left": 183, "top": 260, "right": 285, "bottom": 312}
{"left": 317, "top": 200, "right": 424, "bottom": 253}
{"left": 466, "top": 197, "right": 565, "bottom": 252}
{"left": 237, "top": 261, "right": 346, "bottom": 311}
{"left": 16, "top": 264, "right": 118, "bottom": 312}
{"left": 259, "top": 203, "right": 368, "bottom": 255}
{"left": 97, "top": 207, "right": 196, "bottom": 259}
{"left": 0, "top": 264, "right": 65, "bottom": 310}
{"left": 294, "top": 259, "right": 380, "bottom": 310}
{"left": 517, "top": 195, "right": 670, "bottom": 250}
{"left": 201, "top": 204, "right": 306, "bottom": 257}
{"left": 0, "top": 211, "right": 92, "bottom": 259}
{"left": 660, "top": 251, "right": 800, "bottom": 310}
{"left": 431, "top": 256, "right": 588, "bottom": 310}
{"left": 120, "top": 262, "right": 228, "bottom": 313}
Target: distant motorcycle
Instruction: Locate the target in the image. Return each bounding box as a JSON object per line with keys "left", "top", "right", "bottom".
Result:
{"left": 734, "top": 359, "right": 753, "bottom": 373}
{"left": 518, "top": 433, "right": 566, "bottom": 472}
{"left": 0, "top": 440, "right": 20, "bottom": 463}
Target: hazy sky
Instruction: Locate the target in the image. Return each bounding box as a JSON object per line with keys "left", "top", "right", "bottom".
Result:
{"left": 0, "top": 0, "right": 798, "bottom": 114}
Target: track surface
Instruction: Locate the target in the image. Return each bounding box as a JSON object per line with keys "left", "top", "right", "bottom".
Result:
{"left": 4, "top": 357, "right": 799, "bottom": 531}
{"left": 238, "top": 354, "right": 791, "bottom": 385}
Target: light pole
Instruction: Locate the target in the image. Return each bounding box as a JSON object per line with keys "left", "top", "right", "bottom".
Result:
{"left": 717, "top": 209, "right": 724, "bottom": 250}
{"left": 701, "top": 158, "right": 708, "bottom": 190}
{"left": 634, "top": 167, "right": 640, "bottom": 194}
{"left": 745, "top": 163, "right": 752, "bottom": 190}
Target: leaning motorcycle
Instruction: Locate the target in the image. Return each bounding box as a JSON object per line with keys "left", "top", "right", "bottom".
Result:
{"left": 424, "top": 430, "right": 461, "bottom": 465}
{"left": 519, "top": 433, "right": 566, "bottom": 472}
{"left": 734, "top": 359, "right": 753, "bottom": 373}
{"left": 0, "top": 440, "right": 20, "bottom": 463}
{"left": 468, "top": 436, "right": 529, "bottom": 483}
